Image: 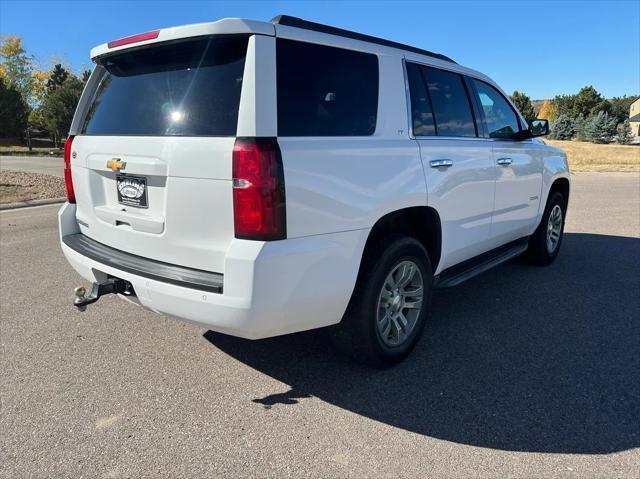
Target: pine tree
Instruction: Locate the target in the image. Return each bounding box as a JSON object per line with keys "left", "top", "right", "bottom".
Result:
{"left": 609, "top": 95, "right": 640, "bottom": 123}
{"left": 538, "top": 99, "right": 557, "bottom": 122}
{"left": 572, "top": 86, "right": 604, "bottom": 118}
{"left": 616, "top": 119, "right": 632, "bottom": 145}
{"left": 584, "top": 111, "right": 617, "bottom": 144}
{"left": 40, "top": 75, "right": 84, "bottom": 140}
{"left": 549, "top": 114, "right": 575, "bottom": 140}
{"left": 0, "top": 76, "right": 29, "bottom": 137}
{"left": 573, "top": 114, "right": 586, "bottom": 141}
{"left": 550, "top": 94, "right": 575, "bottom": 118}
{"left": 46, "top": 64, "right": 69, "bottom": 91}
{"left": 510, "top": 91, "right": 536, "bottom": 123}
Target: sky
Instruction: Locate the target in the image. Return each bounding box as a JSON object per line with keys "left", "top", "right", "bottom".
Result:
{"left": 1, "top": 0, "right": 638, "bottom": 99}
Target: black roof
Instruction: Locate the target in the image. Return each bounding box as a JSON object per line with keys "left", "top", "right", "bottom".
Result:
{"left": 270, "top": 15, "right": 456, "bottom": 64}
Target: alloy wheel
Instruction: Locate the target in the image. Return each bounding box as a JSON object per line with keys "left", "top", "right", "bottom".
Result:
{"left": 546, "top": 204, "right": 563, "bottom": 253}
{"left": 376, "top": 260, "right": 424, "bottom": 347}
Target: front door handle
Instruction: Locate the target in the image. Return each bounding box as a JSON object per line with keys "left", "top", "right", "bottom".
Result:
{"left": 430, "top": 159, "right": 453, "bottom": 168}
{"left": 497, "top": 157, "right": 513, "bottom": 166}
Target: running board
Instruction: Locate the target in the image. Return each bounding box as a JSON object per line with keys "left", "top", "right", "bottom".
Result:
{"left": 434, "top": 238, "right": 529, "bottom": 289}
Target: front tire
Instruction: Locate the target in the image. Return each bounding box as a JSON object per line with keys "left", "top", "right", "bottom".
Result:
{"left": 526, "top": 191, "right": 566, "bottom": 265}
{"left": 329, "top": 237, "right": 433, "bottom": 367}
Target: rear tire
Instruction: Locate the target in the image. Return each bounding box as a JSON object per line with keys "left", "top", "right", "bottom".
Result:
{"left": 329, "top": 236, "right": 433, "bottom": 368}
{"left": 526, "top": 191, "right": 566, "bottom": 265}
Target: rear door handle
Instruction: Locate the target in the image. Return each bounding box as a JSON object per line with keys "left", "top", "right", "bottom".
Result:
{"left": 497, "top": 157, "right": 513, "bottom": 166}
{"left": 430, "top": 159, "right": 453, "bottom": 168}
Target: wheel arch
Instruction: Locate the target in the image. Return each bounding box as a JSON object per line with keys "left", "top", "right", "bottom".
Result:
{"left": 539, "top": 147, "right": 570, "bottom": 217}
{"left": 359, "top": 206, "right": 442, "bottom": 275}
{"left": 550, "top": 177, "right": 570, "bottom": 208}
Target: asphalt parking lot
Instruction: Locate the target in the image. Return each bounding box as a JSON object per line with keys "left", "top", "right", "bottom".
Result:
{"left": 1, "top": 172, "right": 639, "bottom": 478}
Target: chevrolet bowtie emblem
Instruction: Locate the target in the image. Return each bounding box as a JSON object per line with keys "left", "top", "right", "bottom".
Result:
{"left": 106, "top": 159, "right": 126, "bottom": 172}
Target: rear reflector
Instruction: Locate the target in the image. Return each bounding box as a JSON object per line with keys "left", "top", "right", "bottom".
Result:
{"left": 64, "top": 136, "right": 76, "bottom": 203}
{"left": 232, "top": 138, "right": 286, "bottom": 241}
{"left": 108, "top": 30, "right": 159, "bottom": 48}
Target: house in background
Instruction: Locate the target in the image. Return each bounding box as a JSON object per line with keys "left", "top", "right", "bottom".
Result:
{"left": 630, "top": 98, "right": 640, "bottom": 138}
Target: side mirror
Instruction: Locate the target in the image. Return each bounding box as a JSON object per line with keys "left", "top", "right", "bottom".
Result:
{"left": 529, "top": 119, "right": 549, "bottom": 137}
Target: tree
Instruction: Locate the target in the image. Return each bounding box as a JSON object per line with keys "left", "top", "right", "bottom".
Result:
{"left": 583, "top": 111, "right": 617, "bottom": 144}
{"left": 591, "top": 99, "right": 612, "bottom": 116}
{"left": 0, "top": 34, "right": 34, "bottom": 104}
{"left": 28, "top": 71, "right": 48, "bottom": 131}
{"left": 573, "top": 113, "right": 586, "bottom": 141}
{"left": 549, "top": 114, "right": 575, "bottom": 140}
{"left": 609, "top": 95, "right": 639, "bottom": 124}
{"left": 81, "top": 69, "right": 91, "bottom": 83}
{"left": 30, "top": 69, "right": 49, "bottom": 105}
{"left": 0, "top": 77, "right": 29, "bottom": 138}
{"left": 616, "top": 119, "right": 632, "bottom": 145}
{"left": 551, "top": 94, "right": 575, "bottom": 118}
{"left": 538, "top": 99, "right": 557, "bottom": 122}
{"left": 510, "top": 91, "right": 536, "bottom": 123}
{"left": 46, "top": 63, "right": 69, "bottom": 91}
{"left": 29, "top": 66, "right": 67, "bottom": 132}
{"left": 572, "top": 86, "right": 604, "bottom": 118}
{"left": 40, "top": 75, "right": 84, "bottom": 142}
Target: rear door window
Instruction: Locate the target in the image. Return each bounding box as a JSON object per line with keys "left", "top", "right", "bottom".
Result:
{"left": 420, "top": 66, "right": 477, "bottom": 138}
{"left": 81, "top": 36, "right": 249, "bottom": 136}
{"left": 276, "top": 39, "right": 378, "bottom": 136}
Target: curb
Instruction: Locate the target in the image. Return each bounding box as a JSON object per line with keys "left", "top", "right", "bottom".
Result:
{"left": 0, "top": 197, "right": 66, "bottom": 211}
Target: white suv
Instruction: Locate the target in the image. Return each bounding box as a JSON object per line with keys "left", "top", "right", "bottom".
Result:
{"left": 59, "top": 16, "right": 569, "bottom": 366}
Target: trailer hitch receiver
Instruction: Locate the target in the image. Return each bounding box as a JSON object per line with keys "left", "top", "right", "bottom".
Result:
{"left": 74, "top": 278, "right": 130, "bottom": 311}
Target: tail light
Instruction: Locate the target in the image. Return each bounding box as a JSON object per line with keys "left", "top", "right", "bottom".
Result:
{"left": 108, "top": 30, "right": 159, "bottom": 48}
{"left": 232, "top": 138, "right": 286, "bottom": 241}
{"left": 64, "top": 136, "right": 76, "bottom": 203}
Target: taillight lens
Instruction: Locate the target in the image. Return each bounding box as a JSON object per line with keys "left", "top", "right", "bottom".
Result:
{"left": 63, "top": 136, "right": 76, "bottom": 203}
{"left": 232, "top": 138, "right": 286, "bottom": 241}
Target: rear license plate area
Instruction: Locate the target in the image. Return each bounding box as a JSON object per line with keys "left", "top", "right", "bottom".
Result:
{"left": 116, "top": 174, "right": 148, "bottom": 208}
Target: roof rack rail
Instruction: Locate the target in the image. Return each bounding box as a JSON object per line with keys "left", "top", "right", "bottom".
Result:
{"left": 270, "top": 15, "right": 456, "bottom": 64}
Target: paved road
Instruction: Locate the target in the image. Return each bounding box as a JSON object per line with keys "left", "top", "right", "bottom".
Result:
{"left": 1, "top": 173, "right": 639, "bottom": 478}
{"left": 0, "top": 155, "right": 64, "bottom": 178}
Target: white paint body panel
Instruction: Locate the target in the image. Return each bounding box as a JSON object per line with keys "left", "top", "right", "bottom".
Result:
{"left": 71, "top": 135, "right": 235, "bottom": 273}
{"left": 417, "top": 138, "right": 496, "bottom": 270}
{"left": 491, "top": 140, "right": 544, "bottom": 245}
{"left": 60, "top": 202, "right": 367, "bottom": 339}
{"left": 60, "top": 17, "right": 569, "bottom": 339}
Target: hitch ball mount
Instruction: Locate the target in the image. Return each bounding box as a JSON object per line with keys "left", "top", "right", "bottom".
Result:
{"left": 74, "top": 278, "right": 131, "bottom": 311}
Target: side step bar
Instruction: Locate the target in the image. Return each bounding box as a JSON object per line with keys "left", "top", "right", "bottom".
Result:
{"left": 434, "top": 238, "right": 529, "bottom": 289}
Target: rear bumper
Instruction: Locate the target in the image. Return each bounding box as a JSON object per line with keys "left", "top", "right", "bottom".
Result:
{"left": 63, "top": 233, "right": 224, "bottom": 293}
{"left": 59, "top": 202, "right": 368, "bottom": 339}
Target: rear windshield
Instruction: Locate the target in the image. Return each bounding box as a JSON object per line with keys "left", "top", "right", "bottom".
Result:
{"left": 81, "top": 36, "right": 248, "bottom": 136}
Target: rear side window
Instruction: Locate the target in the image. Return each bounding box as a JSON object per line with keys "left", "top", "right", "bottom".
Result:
{"left": 420, "top": 66, "right": 476, "bottom": 138}
{"left": 81, "top": 36, "right": 249, "bottom": 136}
{"left": 472, "top": 79, "right": 521, "bottom": 139}
{"left": 406, "top": 62, "right": 436, "bottom": 136}
{"left": 276, "top": 39, "right": 378, "bottom": 136}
